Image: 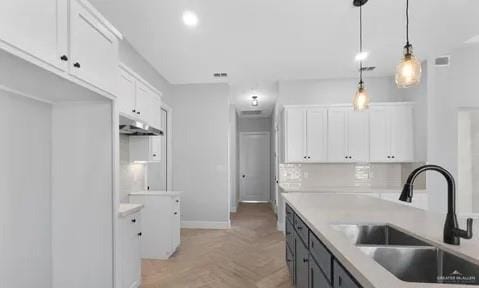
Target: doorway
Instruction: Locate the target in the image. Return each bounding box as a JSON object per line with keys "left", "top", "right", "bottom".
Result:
{"left": 239, "top": 132, "right": 271, "bottom": 202}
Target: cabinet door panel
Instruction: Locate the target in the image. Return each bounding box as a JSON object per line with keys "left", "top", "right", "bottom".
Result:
{"left": 70, "top": 0, "right": 119, "bottom": 93}
{"left": 311, "top": 259, "right": 332, "bottom": 288}
{"left": 295, "top": 236, "right": 309, "bottom": 288}
{"left": 0, "top": 0, "right": 66, "bottom": 69}
{"left": 171, "top": 197, "right": 181, "bottom": 250}
{"left": 348, "top": 111, "right": 369, "bottom": 162}
{"left": 135, "top": 81, "right": 152, "bottom": 123}
{"left": 369, "top": 107, "right": 390, "bottom": 162}
{"left": 150, "top": 136, "right": 161, "bottom": 162}
{"left": 118, "top": 69, "right": 137, "bottom": 118}
{"left": 286, "top": 245, "right": 295, "bottom": 285}
{"left": 333, "top": 260, "right": 361, "bottom": 288}
{"left": 285, "top": 108, "right": 307, "bottom": 163}
{"left": 307, "top": 108, "right": 328, "bottom": 162}
{"left": 390, "top": 105, "right": 414, "bottom": 162}
{"left": 327, "top": 109, "right": 348, "bottom": 162}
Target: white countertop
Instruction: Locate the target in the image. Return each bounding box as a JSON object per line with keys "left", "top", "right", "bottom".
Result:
{"left": 129, "top": 190, "right": 182, "bottom": 196}
{"left": 279, "top": 183, "right": 427, "bottom": 194}
{"left": 283, "top": 193, "right": 479, "bottom": 288}
{"left": 118, "top": 203, "right": 144, "bottom": 217}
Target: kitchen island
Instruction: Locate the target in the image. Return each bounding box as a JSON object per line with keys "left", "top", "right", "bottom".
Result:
{"left": 283, "top": 193, "right": 479, "bottom": 288}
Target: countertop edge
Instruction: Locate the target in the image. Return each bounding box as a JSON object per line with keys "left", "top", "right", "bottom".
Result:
{"left": 118, "top": 203, "right": 144, "bottom": 217}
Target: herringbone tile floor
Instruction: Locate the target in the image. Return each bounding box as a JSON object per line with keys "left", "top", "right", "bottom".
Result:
{"left": 141, "top": 203, "right": 293, "bottom": 288}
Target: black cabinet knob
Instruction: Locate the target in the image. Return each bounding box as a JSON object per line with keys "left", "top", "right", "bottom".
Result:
{"left": 387, "top": 156, "right": 391, "bottom": 159}
{"left": 138, "top": 232, "right": 142, "bottom": 237}
{"left": 60, "top": 55, "right": 69, "bottom": 61}
{"left": 153, "top": 154, "right": 157, "bottom": 157}
{"left": 176, "top": 200, "right": 179, "bottom": 203}
{"left": 73, "top": 62, "right": 81, "bottom": 68}
{"left": 174, "top": 212, "right": 178, "bottom": 215}
{"left": 307, "top": 156, "right": 311, "bottom": 159}
{"left": 137, "top": 111, "right": 141, "bottom": 115}
{"left": 304, "top": 156, "right": 307, "bottom": 159}
{"left": 131, "top": 219, "right": 136, "bottom": 223}
{"left": 132, "top": 109, "right": 136, "bottom": 113}
{"left": 392, "top": 156, "right": 395, "bottom": 159}
{"left": 297, "top": 226, "right": 303, "bottom": 230}
{"left": 303, "top": 257, "right": 309, "bottom": 263}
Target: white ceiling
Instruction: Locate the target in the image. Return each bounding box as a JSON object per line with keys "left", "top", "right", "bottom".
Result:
{"left": 91, "top": 0, "right": 479, "bottom": 117}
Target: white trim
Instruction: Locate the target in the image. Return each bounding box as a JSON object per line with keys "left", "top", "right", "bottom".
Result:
{"left": 161, "top": 103, "right": 174, "bottom": 192}
{"left": 76, "top": 0, "right": 123, "bottom": 39}
{"left": 119, "top": 63, "right": 163, "bottom": 97}
{"left": 240, "top": 200, "right": 270, "bottom": 203}
{"left": 230, "top": 206, "right": 237, "bottom": 213}
{"left": 181, "top": 221, "right": 231, "bottom": 229}
{"left": 282, "top": 102, "right": 414, "bottom": 110}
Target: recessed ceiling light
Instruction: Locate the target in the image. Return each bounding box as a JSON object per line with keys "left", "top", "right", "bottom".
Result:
{"left": 182, "top": 11, "right": 199, "bottom": 28}
{"left": 355, "top": 51, "right": 369, "bottom": 61}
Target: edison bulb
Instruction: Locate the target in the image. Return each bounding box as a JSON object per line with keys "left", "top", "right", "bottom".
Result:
{"left": 353, "top": 83, "right": 369, "bottom": 111}
{"left": 395, "top": 46, "right": 422, "bottom": 88}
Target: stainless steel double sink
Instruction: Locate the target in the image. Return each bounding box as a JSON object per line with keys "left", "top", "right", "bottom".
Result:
{"left": 332, "top": 224, "right": 479, "bottom": 285}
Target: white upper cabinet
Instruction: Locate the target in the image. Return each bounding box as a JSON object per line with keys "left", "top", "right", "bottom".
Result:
{"left": 306, "top": 108, "right": 328, "bottom": 162}
{"left": 327, "top": 107, "right": 369, "bottom": 162}
{"left": 69, "top": 0, "right": 119, "bottom": 94}
{"left": 118, "top": 69, "right": 137, "bottom": 119}
{"left": 283, "top": 107, "right": 307, "bottom": 163}
{"left": 118, "top": 65, "right": 163, "bottom": 130}
{"left": 0, "top": 0, "right": 121, "bottom": 96}
{"left": 369, "top": 104, "right": 414, "bottom": 162}
{"left": 0, "top": 0, "right": 68, "bottom": 69}
{"left": 283, "top": 107, "right": 327, "bottom": 163}
{"left": 129, "top": 136, "right": 161, "bottom": 163}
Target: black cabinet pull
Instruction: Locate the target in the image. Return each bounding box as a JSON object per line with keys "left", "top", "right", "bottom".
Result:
{"left": 131, "top": 219, "right": 136, "bottom": 223}
{"left": 286, "top": 232, "right": 291, "bottom": 236}
{"left": 297, "top": 226, "right": 303, "bottom": 230}
{"left": 174, "top": 212, "right": 178, "bottom": 215}
{"left": 303, "top": 257, "right": 309, "bottom": 263}
{"left": 176, "top": 200, "right": 179, "bottom": 203}
{"left": 73, "top": 62, "right": 81, "bottom": 68}
{"left": 138, "top": 232, "right": 142, "bottom": 237}
{"left": 338, "top": 275, "right": 343, "bottom": 286}
{"left": 153, "top": 154, "right": 157, "bottom": 157}
{"left": 137, "top": 111, "right": 141, "bottom": 115}
{"left": 60, "top": 55, "right": 68, "bottom": 61}
{"left": 286, "top": 258, "right": 292, "bottom": 263}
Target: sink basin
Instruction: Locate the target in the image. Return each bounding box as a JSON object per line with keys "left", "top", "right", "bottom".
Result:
{"left": 331, "top": 224, "right": 430, "bottom": 246}
{"left": 358, "top": 246, "right": 479, "bottom": 285}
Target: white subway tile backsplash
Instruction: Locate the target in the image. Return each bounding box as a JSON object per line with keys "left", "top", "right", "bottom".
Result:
{"left": 119, "top": 135, "right": 147, "bottom": 202}
{"left": 279, "top": 163, "right": 425, "bottom": 189}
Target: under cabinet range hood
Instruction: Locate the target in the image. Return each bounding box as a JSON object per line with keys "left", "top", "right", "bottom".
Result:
{"left": 119, "top": 116, "right": 163, "bottom": 136}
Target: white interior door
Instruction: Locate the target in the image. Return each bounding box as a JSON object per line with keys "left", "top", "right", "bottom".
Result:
{"left": 239, "top": 132, "right": 271, "bottom": 202}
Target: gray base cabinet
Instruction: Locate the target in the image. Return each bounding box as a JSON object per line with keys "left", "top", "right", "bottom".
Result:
{"left": 285, "top": 204, "right": 361, "bottom": 288}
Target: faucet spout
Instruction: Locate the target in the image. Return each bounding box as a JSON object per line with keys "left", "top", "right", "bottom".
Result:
{"left": 399, "top": 164, "right": 473, "bottom": 245}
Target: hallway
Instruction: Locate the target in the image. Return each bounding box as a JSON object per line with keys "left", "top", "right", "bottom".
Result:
{"left": 141, "top": 203, "right": 292, "bottom": 288}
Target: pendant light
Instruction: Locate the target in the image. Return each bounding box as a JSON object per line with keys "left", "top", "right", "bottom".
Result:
{"left": 395, "top": 0, "right": 422, "bottom": 88}
{"left": 352, "top": 0, "right": 369, "bottom": 111}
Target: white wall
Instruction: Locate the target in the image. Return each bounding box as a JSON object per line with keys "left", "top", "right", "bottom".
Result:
{"left": 427, "top": 43, "right": 479, "bottom": 214}
{"left": 0, "top": 91, "right": 52, "bottom": 288}
{"left": 278, "top": 76, "right": 404, "bottom": 106}
{"left": 172, "top": 84, "right": 231, "bottom": 227}
{"left": 238, "top": 117, "right": 272, "bottom": 132}
{"left": 229, "top": 106, "right": 238, "bottom": 212}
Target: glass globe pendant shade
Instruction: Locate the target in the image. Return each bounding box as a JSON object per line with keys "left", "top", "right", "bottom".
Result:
{"left": 353, "top": 82, "right": 369, "bottom": 111}
{"left": 395, "top": 45, "right": 422, "bottom": 88}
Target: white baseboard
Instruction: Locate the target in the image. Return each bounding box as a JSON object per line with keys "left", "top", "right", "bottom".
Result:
{"left": 231, "top": 206, "right": 237, "bottom": 213}
{"left": 181, "top": 221, "right": 231, "bottom": 229}
{"left": 277, "top": 221, "right": 284, "bottom": 232}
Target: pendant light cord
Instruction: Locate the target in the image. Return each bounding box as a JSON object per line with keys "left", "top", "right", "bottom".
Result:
{"left": 359, "top": 4, "right": 363, "bottom": 84}
{"left": 406, "top": 0, "right": 410, "bottom": 46}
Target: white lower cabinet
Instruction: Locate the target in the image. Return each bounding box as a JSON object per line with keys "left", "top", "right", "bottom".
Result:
{"left": 129, "top": 192, "right": 181, "bottom": 260}
{"left": 120, "top": 212, "right": 142, "bottom": 288}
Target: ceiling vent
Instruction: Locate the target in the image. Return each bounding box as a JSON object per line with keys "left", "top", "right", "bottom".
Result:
{"left": 434, "top": 56, "right": 450, "bottom": 67}
{"left": 241, "top": 110, "right": 263, "bottom": 116}
{"left": 359, "top": 66, "right": 376, "bottom": 72}
{"left": 213, "top": 72, "right": 228, "bottom": 78}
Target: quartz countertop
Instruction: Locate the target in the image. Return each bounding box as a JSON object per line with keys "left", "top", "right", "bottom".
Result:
{"left": 282, "top": 193, "right": 479, "bottom": 288}
{"left": 118, "top": 203, "right": 144, "bottom": 217}
{"left": 279, "top": 183, "right": 427, "bottom": 194}
{"left": 129, "top": 190, "right": 182, "bottom": 196}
